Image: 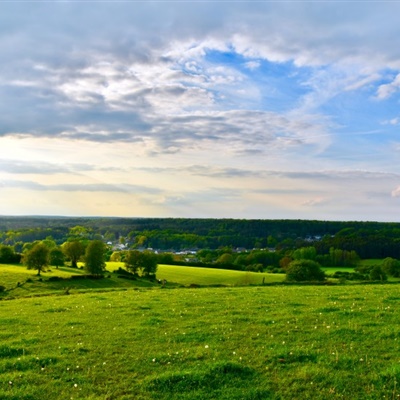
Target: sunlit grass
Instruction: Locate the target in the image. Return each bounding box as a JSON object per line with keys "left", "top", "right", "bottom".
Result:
{"left": 156, "top": 264, "right": 285, "bottom": 286}
{"left": 1, "top": 285, "right": 400, "bottom": 399}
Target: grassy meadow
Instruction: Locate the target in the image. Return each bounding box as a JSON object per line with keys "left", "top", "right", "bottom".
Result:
{"left": 1, "top": 262, "right": 400, "bottom": 399}
{"left": 0, "top": 263, "right": 286, "bottom": 299}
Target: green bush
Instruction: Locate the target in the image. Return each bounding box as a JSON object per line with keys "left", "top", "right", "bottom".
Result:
{"left": 369, "top": 265, "right": 387, "bottom": 281}
{"left": 382, "top": 257, "right": 400, "bottom": 277}
{"left": 286, "top": 259, "right": 325, "bottom": 282}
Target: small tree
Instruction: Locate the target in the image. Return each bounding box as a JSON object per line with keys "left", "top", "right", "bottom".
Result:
{"left": 84, "top": 240, "right": 106, "bottom": 275}
{"left": 382, "top": 257, "right": 400, "bottom": 277}
{"left": 369, "top": 265, "right": 387, "bottom": 281}
{"left": 0, "top": 245, "right": 20, "bottom": 264}
{"left": 286, "top": 259, "right": 325, "bottom": 282}
{"left": 24, "top": 242, "right": 50, "bottom": 276}
{"left": 49, "top": 247, "right": 65, "bottom": 269}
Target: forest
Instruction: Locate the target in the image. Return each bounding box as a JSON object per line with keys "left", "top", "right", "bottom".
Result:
{"left": 0, "top": 216, "right": 400, "bottom": 260}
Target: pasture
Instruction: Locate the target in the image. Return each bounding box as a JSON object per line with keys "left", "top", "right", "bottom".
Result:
{"left": 1, "top": 282, "right": 400, "bottom": 399}
{"left": 0, "top": 263, "right": 285, "bottom": 299}
{"left": 156, "top": 264, "right": 284, "bottom": 286}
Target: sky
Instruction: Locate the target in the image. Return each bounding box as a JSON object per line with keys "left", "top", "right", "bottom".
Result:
{"left": 1, "top": 1, "right": 400, "bottom": 221}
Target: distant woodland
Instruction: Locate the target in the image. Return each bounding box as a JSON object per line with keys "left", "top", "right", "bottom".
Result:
{"left": 1, "top": 216, "right": 400, "bottom": 259}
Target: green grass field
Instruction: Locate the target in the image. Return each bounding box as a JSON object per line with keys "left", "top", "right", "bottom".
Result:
{"left": 1, "top": 261, "right": 400, "bottom": 398}
{"left": 0, "top": 263, "right": 285, "bottom": 299}
{"left": 157, "top": 264, "right": 284, "bottom": 286}
{"left": 1, "top": 283, "right": 400, "bottom": 399}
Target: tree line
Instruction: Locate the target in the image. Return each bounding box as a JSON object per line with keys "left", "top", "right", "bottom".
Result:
{"left": 1, "top": 217, "right": 400, "bottom": 259}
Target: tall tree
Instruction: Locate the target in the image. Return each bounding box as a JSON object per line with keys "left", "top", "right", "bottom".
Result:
{"left": 24, "top": 242, "right": 49, "bottom": 276}
{"left": 62, "top": 241, "right": 85, "bottom": 268}
{"left": 84, "top": 240, "right": 106, "bottom": 275}
{"left": 125, "top": 250, "right": 142, "bottom": 275}
{"left": 141, "top": 251, "right": 158, "bottom": 277}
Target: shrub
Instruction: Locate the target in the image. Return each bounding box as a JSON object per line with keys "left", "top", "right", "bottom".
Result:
{"left": 369, "top": 265, "right": 387, "bottom": 281}
{"left": 47, "top": 276, "right": 65, "bottom": 282}
{"left": 286, "top": 259, "right": 325, "bottom": 282}
{"left": 69, "top": 274, "right": 104, "bottom": 280}
{"left": 332, "top": 271, "right": 368, "bottom": 281}
{"left": 382, "top": 257, "right": 400, "bottom": 277}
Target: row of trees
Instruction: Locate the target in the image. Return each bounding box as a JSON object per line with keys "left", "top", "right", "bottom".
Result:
{"left": 22, "top": 240, "right": 159, "bottom": 278}
{"left": 23, "top": 240, "right": 107, "bottom": 276}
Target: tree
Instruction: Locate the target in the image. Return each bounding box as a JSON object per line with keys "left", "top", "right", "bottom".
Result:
{"left": 382, "top": 257, "right": 400, "bottom": 277}
{"left": 292, "top": 246, "right": 317, "bottom": 261}
{"left": 141, "top": 251, "right": 158, "bottom": 277}
{"left": 125, "top": 250, "right": 142, "bottom": 276}
{"left": 279, "top": 256, "right": 292, "bottom": 271}
{"left": 216, "top": 253, "right": 234, "bottom": 265}
{"left": 68, "top": 225, "right": 91, "bottom": 240}
{"left": 369, "top": 265, "right": 387, "bottom": 281}
{"left": 24, "top": 242, "right": 50, "bottom": 276}
{"left": 49, "top": 247, "right": 65, "bottom": 268}
{"left": 42, "top": 237, "right": 57, "bottom": 249}
{"left": 84, "top": 240, "right": 106, "bottom": 275}
{"left": 62, "top": 241, "right": 85, "bottom": 268}
{"left": 124, "top": 250, "right": 158, "bottom": 277}
{"left": 286, "top": 259, "right": 325, "bottom": 282}
{"left": 0, "top": 245, "right": 20, "bottom": 264}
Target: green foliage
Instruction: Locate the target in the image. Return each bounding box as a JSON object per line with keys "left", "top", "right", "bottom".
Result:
{"left": 124, "top": 250, "right": 142, "bottom": 275}
{"left": 84, "top": 240, "right": 106, "bottom": 275}
{"left": 328, "top": 247, "right": 360, "bottom": 267}
{"left": 156, "top": 252, "right": 174, "bottom": 264}
{"left": 5, "top": 216, "right": 400, "bottom": 261}
{"left": 292, "top": 246, "right": 317, "bottom": 261}
{"left": 382, "top": 257, "right": 400, "bottom": 277}
{"left": 0, "top": 244, "right": 20, "bottom": 264}
{"left": 23, "top": 242, "right": 50, "bottom": 276}
{"left": 141, "top": 251, "right": 158, "bottom": 277}
{"left": 68, "top": 225, "right": 92, "bottom": 240}
{"left": 369, "top": 265, "right": 387, "bottom": 281}
{"left": 286, "top": 259, "right": 325, "bottom": 282}
{"left": 216, "top": 253, "right": 234, "bottom": 264}
{"left": 62, "top": 240, "right": 85, "bottom": 268}
{"left": 331, "top": 271, "right": 367, "bottom": 281}
{"left": 125, "top": 250, "right": 157, "bottom": 277}
{"left": 49, "top": 247, "right": 65, "bottom": 268}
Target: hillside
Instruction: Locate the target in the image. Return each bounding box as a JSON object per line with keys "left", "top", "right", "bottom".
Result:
{"left": 1, "top": 284, "right": 400, "bottom": 399}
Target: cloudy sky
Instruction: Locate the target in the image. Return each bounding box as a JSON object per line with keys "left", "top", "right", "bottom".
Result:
{"left": 1, "top": 1, "right": 400, "bottom": 221}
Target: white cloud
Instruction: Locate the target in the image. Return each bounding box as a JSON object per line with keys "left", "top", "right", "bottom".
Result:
{"left": 376, "top": 73, "right": 400, "bottom": 100}
{"left": 383, "top": 117, "right": 400, "bottom": 126}
{"left": 2, "top": 2, "right": 400, "bottom": 219}
{"left": 244, "top": 61, "right": 260, "bottom": 70}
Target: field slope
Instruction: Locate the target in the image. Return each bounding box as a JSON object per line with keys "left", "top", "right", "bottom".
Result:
{"left": 1, "top": 284, "right": 400, "bottom": 399}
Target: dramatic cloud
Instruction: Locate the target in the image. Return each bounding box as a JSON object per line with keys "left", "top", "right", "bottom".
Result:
{"left": 1, "top": 2, "right": 400, "bottom": 220}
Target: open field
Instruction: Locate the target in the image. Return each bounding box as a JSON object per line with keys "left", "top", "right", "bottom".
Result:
{"left": 1, "top": 284, "right": 400, "bottom": 399}
{"left": 0, "top": 263, "right": 285, "bottom": 299}
{"left": 157, "top": 265, "right": 284, "bottom": 286}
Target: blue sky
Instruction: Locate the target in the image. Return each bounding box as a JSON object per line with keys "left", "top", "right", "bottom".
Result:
{"left": 1, "top": 1, "right": 400, "bottom": 221}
